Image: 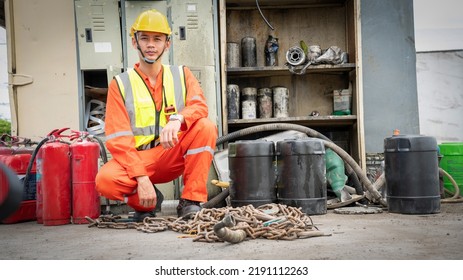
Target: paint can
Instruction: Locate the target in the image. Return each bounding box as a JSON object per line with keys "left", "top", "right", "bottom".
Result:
{"left": 241, "top": 87, "right": 257, "bottom": 119}
{"left": 272, "top": 86, "right": 289, "bottom": 118}
{"left": 241, "top": 37, "right": 257, "bottom": 67}
{"left": 226, "top": 42, "right": 240, "bottom": 68}
{"left": 257, "top": 88, "right": 273, "bottom": 118}
{"left": 226, "top": 84, "right": 240, "bottom": 120}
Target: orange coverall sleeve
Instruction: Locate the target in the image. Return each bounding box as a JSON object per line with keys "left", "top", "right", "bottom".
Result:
{"left": 179, "top": 66, "right": 209, "bottom": 130}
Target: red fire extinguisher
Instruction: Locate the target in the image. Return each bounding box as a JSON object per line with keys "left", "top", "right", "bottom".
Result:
{"left": 69, "top": 130, "right": 100, "bottom": 224}
{"left": 0, "top": 136, "right": 38, "bottom": 224}
{"left": 35, "top": 148, "right": 43, "bottom": 224}
{"left": 41, "top": 128, "right": 72, "bottom": 226}
{"left": 22, "top": 133, "right": 50, "bottom": 224}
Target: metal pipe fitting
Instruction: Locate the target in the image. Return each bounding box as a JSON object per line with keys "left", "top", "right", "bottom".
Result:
{"left": 286, "top": 46, "right": 306, "bottom": 66}
{"left": 213, "top": 215, "right": 247, "bottom": 244}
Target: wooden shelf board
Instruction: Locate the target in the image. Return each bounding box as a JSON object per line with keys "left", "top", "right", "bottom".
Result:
{"left": 227, "top": 63, "right": 356, "bottom": 77}
{"left": 227, "top": 115, "right": 357, "bottom": 128}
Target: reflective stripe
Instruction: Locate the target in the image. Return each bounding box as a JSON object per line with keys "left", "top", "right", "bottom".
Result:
{"left": 191, "top": 95, "right": 202, "bottom": 101}
{"left": 184, "top": 146, "right": 215, "bottom": 157}
{"left": 169, "top": 65, "right": 185, "bottom": 112}
{"left": 119, "top": 70, "right": 155, "bottom": 136}
{"left": 114, "top": 66, "right": 187, "bottom": 149}
{"left": 106, "top": 130, "right": 134, "bottom": 141}
{"left": 137, "top": 139, "right": 160, "bottom": 151}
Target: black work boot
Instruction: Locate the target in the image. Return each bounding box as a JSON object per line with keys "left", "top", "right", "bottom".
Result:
{"left": 133, "top": 185, "right": 164, "bottom": 222}
{"left": 177, "top": 198, "right": 201, "bottom": 219}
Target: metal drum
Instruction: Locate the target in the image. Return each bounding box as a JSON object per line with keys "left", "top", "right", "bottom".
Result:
{"left": 385, "top": 135, "right": 440, "bottom": 214}
{"left": 276, "top": 139, "right": 327, "bottom": 215}
{"left": 228, "top": 140, "right": 276, "bottom": 207}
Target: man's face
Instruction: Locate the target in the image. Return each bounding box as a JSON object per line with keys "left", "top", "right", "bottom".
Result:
{"left": 133, "top": 31, "right": 170, "bottom": 62}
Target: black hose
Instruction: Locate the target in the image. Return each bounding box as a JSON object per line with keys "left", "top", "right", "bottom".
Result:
{"left": 23, "top": 137, "right": 50, "bottom": 193}
{"left": 92, "top": 135, "right": 111, "bottom": 214}
{"left": 256, "top": 0, "right": 274, "bottom": 30}
{"left": 206, "top": 123, "right": 373, "bottom": 207}
{"left": 203, "top": 186, "right": 230, "bottom": 209}
{"left": 93, "top": 136, "right": 108, "bottom": 164}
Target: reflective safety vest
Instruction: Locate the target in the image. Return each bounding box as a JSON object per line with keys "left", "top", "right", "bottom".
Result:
{"left": 114, "top": 65, "right": 187, "bottom": 149}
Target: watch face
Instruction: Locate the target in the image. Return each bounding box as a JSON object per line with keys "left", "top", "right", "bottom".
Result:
{"left": 169, "top": 115, "right": 180, "bottom": 121}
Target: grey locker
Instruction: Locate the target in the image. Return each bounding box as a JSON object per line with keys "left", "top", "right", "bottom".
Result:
{"left": 75, "top": 0, "right": 123, "bottom": 71}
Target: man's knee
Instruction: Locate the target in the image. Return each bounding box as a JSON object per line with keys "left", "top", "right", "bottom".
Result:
{"left": 196, "top": 117, "right": 218, "bottom": 137}
{"left": 95, "top": 166, "right": 112, "bottom": 196}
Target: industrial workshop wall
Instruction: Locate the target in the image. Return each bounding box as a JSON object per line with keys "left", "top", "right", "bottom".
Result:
{"left": 361, "top": 0, "right": 420, "bottom": 153}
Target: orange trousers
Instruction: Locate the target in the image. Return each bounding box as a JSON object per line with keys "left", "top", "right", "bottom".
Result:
{"left": 95, "top": 118, "right": 217, "bottom": 212}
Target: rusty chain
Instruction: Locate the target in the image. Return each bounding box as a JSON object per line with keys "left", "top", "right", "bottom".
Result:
{"left": 86, "top": 203, "right": 330, "bottom": 243}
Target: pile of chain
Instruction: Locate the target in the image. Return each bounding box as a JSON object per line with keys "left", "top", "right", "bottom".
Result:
{"left": 86, "top": 203, "right": 329, "bottom": 243}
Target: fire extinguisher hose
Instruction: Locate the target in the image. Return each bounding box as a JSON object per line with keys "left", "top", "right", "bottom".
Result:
{"left": 93, "top": 135, "right": 112, "bottom": 214}
{"left": 93, "top": 136, "right": 108, "bottom": 164}
{"left": 23, "top": 137, "right": 50, "bottom": 192}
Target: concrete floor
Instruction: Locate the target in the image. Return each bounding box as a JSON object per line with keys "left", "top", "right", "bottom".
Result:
{"left": 0, "top": 202, "right": 462, "bottom": 260}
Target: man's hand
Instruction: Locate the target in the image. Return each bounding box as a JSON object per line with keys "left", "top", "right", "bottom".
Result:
{"left": 160, "top": 118, "right": 181, "bottom": 149}
{"left": 136, "top": 175, "right": 157, "bottom": 208}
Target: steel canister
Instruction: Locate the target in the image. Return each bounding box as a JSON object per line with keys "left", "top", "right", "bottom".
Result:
{"left": 226, "top": 84, "right": 240, "bottom": 120}
{"left": 241, "top": 37, "right": 257, "bottom": 67}
{"left": 241, "top": 87, "right": 257, "bottom": 119}
{"left": 272, "top": 87, "right": 289, "bottom": 118}
{"left": 257, "top": 88, "right": 272, "bottom": 118}
{"left": 227, "top": 42, "right": 240, "bottom": 68}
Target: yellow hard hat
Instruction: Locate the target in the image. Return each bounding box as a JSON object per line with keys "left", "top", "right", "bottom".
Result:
{"left": 130, "top": 9, "right": 171, "bottom": 37}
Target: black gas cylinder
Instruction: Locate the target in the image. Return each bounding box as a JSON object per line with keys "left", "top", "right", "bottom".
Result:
{"left": 228, "top": 140, "right": 276, "bottom": 207}
{"left": 384, "top": 134, "right": 440, "bottom": 214}
{"left": 276, "top": 139, "right": 327, "bottom": 215}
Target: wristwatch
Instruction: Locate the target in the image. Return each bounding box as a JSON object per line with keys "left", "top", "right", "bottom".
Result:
{"left": 169, "top": 114, "right": 183, "bottom": 123}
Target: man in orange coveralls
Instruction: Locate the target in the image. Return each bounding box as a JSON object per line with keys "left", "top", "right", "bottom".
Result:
{"left": 95, "top": 9, "right": 217, "bottom": 221}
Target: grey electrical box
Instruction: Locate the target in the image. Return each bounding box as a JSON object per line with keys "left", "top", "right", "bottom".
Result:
{"left": 168, "top": 1, "right": 218, "bottom": 124}
{"left": 75, "top": 0, "right": 123, "bottom": 71}
{"left": 168, "top": 1, "right": 214, "bottom": 67}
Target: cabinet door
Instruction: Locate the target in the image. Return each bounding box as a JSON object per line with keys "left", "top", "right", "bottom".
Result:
{"left": 6, "top": 0, "right": 79, "bottom": 139}
{"left": 75, "top": 0, "right": 123, "bottom": 71}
